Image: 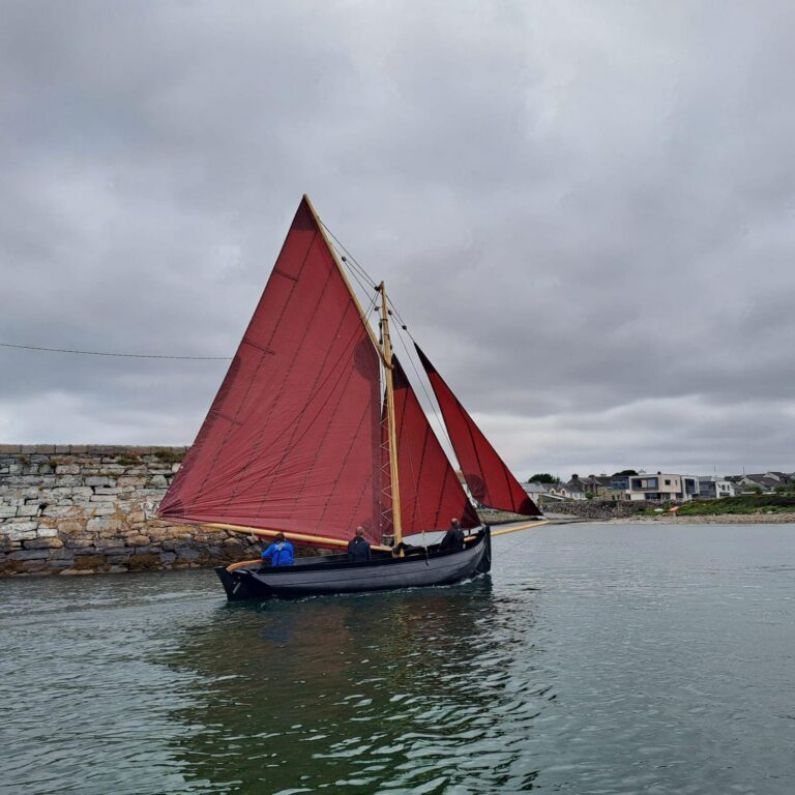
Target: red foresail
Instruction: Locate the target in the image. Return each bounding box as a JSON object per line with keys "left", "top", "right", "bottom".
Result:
{"left": 383, "top": 357, "right": 479, "bottom": 534}
{"left": 159, "top": 197, "right": 383, "bottom": 546}
{"left": 415, "top": 344, "right": 541, "bottom": 518}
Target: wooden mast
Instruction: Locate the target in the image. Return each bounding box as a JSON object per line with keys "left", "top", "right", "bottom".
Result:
{"left": 303, "top": 195, "right": 400, "bottom": 547}
{"left": 379, "top": 281, "right": 403, "bottom": 547}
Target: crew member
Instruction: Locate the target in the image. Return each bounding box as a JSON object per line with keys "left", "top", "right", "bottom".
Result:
{"left": 439, "top": 518, "right": 465, "bottom": 553}
{"left": 347, "top": 526, "right": 371, "bottom": 562}
{"left": 261, "top": 533, "right": 295, "bottom": 567}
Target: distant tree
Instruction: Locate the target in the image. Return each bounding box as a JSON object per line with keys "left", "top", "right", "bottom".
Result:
{"left": 528, "top": 473, "right": 558, "bottom": 484}
{"left": 613, "top": 469, "right": 638, "bottom": 477}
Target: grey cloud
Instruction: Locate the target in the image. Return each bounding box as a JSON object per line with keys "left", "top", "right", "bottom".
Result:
{"left": 1, "top": 1, "right": 794, "bottom": 477}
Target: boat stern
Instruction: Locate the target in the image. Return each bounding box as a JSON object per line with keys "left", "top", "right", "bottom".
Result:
{"left": 474, "top": 526, "right": 492, "bottom": 575}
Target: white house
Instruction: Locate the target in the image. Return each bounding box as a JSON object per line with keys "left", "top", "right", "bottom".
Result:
{"left": 627, "top": 473, "right": 698, "bottom": 502}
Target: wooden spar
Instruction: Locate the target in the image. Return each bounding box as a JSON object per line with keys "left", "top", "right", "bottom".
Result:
{"left": 302, "top": 194, "right": 388, "bottom": 368}
{"left": 379, "top": 282, "right": 403, "bottom": 546}
{"left": 486, "top": 519, "right": 548, "bottom": 538}
{"left": 460, "top": 520, "right": 547, "bottom": 545}
{"left": 206, "top": 522, "right": 392, "bottom": 553}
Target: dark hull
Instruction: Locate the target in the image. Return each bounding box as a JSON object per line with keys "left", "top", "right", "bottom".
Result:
{"left": 216, "top": 527, "right": 492, "bottom": 601}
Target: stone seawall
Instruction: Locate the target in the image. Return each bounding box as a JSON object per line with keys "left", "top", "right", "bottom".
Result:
{"left": 0, "top": 445, "right": 261, "bottom": 577}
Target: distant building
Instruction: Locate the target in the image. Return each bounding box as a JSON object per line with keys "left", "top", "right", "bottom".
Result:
{"left": 610, "top": 473, "right": 632, "bottom": 492}
{"left": 579, "top": 474, "right": 614, "bottom": 497}
{"left": 523, "top": 482, "right": 552, "bottom": 501}
{"left": 556, "top": 475, "right": 588, "bottom": 501}
{"left": 627, "top": 473, "right": 698, "bottom": 502}
{"left": 736, "top": 474, "right": 780, "bottom": 494}
{"left": 697, "top": 477, "right": 737, "bottom": 499}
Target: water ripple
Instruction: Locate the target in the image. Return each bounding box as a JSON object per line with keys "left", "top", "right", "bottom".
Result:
{"left": 1, "top": 524, "right": 794, "bottom": 793}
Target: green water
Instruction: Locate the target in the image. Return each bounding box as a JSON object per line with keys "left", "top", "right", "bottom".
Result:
{"left": 1, "top": 523, "right": 794, "bottom": 794}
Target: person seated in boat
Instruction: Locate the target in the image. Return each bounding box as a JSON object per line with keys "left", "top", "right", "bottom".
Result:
{"left": 347, "top": 526, "right": 371, "bottom": 562}
{"left": 260, "top": 533, "right": 295, "bottom": 567}
{"left": 439, "top": 518, "right": 465, "bottom": 553}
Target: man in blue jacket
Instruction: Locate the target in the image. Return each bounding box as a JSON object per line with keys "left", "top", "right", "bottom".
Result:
{"left": 261, "top": 533, "right": 295, "bottom": 567}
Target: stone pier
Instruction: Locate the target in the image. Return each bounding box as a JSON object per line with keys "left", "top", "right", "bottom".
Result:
{"left": 0, "top": 445, "right": 262, "bottom": 576}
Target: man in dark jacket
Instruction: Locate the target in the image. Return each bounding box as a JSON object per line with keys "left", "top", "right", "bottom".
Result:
{"left": 347, "top": 526, "right": 371, "bottom": 562}
{"left": 439, "top": 518, "right": 465, "bottom": 553}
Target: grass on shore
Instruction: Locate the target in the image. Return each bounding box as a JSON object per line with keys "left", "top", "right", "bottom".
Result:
{"left": 675, "top": 495, "right": 795, "bottom": 516}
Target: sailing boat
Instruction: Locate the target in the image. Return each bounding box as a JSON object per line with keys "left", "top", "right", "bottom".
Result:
{"left": 158, "top": 196, "right": 542, "bottom": 600}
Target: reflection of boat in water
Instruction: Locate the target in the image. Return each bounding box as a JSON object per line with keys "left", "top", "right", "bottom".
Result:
{"left": 159, "top": 196, "right": 543, "bottom": 599}
{"left": 163, "top": 579, "right": 548, "bottom": 794}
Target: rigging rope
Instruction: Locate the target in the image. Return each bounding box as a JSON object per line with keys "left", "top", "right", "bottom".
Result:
{"left": 321, "top": 221, "right": 463, "bottom": 476}
{"left": 0, "top": 342, "right": 230, "bottom": 360}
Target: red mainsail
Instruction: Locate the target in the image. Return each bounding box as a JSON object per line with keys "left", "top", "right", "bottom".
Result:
{"left": 415, "top": 344, "right": 541, "bottom": 518}
{"left": 159, "top": 197, "right": 383, "bottom": 545}
{"left": 382, "top": 357, "right": 479, "bottom": 534}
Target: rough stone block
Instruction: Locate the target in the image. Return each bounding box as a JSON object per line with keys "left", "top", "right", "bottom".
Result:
{"left": 86, "top": 517, "right": 123, "bottom": 532}
{"left": 175, "top": 544, "right": 203, "bottom": 561}
{"left": 9, "top": 549, "right": 50, "bottom": 560}
{"left": 95, "top": 539, "right": 127, "bottom": 553}
{"left": 8, "top": 530, "right": 38, "bottom": 542}
{"left": 23, "top": 537, "right": 64, "bottom": 550}
{"left": 16, "top": 504, "right": 41, "bottom": 517}
{"left": 42, "top": 505, "right": 80, "bottom": 518}
{"left": 91, "top": 504, "right": 117, "bottom": 516}
{"left": 45, "top": 557, "right": 73, "bottom": 569}
{"left": 74, "top": 554, "right": 106, "bottom": 570}
{"left": 56, "top": 519, "right": 86, "bottom": 534}
{"left": 90, "top": 494, "right": 118, "bottom": 503}
{"left": 67, "top": 537, "right": 94, "bottom": 548}
{"left": 85, "top": 477, "right": 114, "bottom": 487}
{"left": 117, "top": 476, "right": 147, "bottom": 489}
{"left": 55, "top": 464, "right": 80, "bottom": 475}
{"left": 127, "top": 553, "right": 160, "bottom": 571}
{"left": 0, "top": 506, "right": 17, "bottom": 519}
{"left": 99, "top": 465, "right": 125, "bottom": 475}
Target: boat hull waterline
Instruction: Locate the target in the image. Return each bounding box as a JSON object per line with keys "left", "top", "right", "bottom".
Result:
{"left": 216, "top": 527, "right": 492, "bottom": 600}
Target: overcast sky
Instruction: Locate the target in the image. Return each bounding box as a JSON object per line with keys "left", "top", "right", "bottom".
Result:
{"left": 2, "top": 1, "right": 794, "bottom": 479}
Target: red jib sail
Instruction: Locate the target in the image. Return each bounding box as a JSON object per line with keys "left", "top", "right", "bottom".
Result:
{"left": 415, "top": 344, "right": 541, "bottom": 518}
{"left": 381, "top": 357, "right": 479, "bottom": 534}
{"left": 159, "top": 197, "right": 383, "bottom": 546}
